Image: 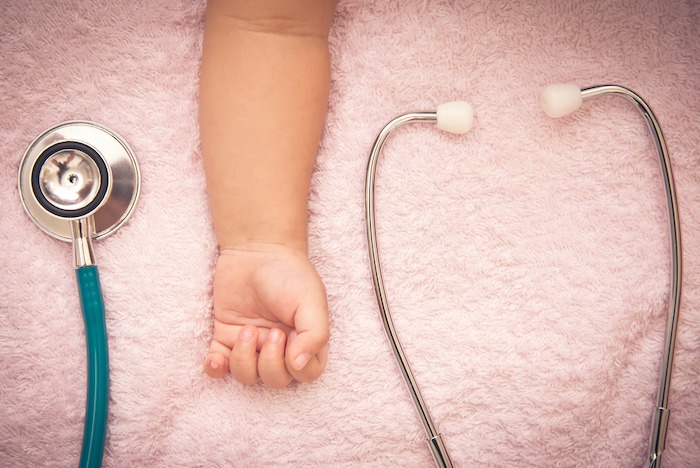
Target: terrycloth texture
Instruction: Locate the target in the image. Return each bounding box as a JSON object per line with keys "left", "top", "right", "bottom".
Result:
{"left": 1, "top": 0, "right": 699, "bottom": 466}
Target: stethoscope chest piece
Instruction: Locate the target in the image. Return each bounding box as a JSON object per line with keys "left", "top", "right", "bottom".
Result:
{"left": 18, "top": 120, "right": 140, "bottom": 468}
{"left": 18, "top": 121, "right": 140, "bottom": 241}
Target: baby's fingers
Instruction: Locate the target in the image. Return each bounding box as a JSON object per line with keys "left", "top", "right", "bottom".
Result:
{"left": 205, "top": 339, "right": 231, "bottom": 378}
{"left": 229, "top": 325, "right": 259, "bottom": 385}
{"left": 258, "top": 329, "right": 293, "bottom": 388}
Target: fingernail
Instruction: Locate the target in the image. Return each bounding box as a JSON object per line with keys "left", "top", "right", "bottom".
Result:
{"left": 240, "top": 327, "right": 255, "bottom": 343}
{"left": 269, "top": 329, "right": 283, "bottom": 344}
{"left": 210, "top": 360, "right": 220, "bottom": 370}
{"left": 293, "top": 353, "right": 311, "bottom": 371}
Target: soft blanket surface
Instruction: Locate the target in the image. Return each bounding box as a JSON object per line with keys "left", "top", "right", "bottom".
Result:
{"left": 1, "top": 0, "right": 699, "bottom": 466}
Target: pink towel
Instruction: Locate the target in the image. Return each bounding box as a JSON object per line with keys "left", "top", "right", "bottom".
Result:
{"left": 1, "top": 0, "right": 698, "bottom": 466}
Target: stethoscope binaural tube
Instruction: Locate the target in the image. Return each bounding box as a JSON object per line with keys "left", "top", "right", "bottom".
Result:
{"left": 18, "top": 121, "right": 140, "bottom": 468}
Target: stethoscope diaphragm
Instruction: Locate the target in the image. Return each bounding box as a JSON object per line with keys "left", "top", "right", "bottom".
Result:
{"left": 18, "top": 121, "right": 140, "bottom": 241}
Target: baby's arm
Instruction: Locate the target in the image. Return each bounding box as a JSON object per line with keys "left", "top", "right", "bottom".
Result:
{"left": 199, "top": 0, "right": 336, "bottom": 387}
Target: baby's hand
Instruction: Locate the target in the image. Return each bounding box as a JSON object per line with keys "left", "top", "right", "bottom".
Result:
{"left": 204, "top": 243, "right": 329, "bottom": 388}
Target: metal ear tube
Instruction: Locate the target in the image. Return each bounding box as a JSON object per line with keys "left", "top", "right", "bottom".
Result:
{"left": 365, "top": 103, "right": 473, "bottom": 467}
{"left": 542, "top": 84, "right": 682, "bottom": 468}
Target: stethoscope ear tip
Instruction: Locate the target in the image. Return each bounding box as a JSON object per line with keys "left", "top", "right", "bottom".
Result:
{"left": 436, "top": 101, "right": 474, "bottom": 134}
{"left": 541, "top": 83, "right": 583, "bottom": 118}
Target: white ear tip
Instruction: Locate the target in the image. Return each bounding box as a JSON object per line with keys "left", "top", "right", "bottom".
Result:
{"left": 541, "top": 84, "right": 582, "bottom": 118}
{"left": 436, "top": 101, "right": 473, "bottom": 134}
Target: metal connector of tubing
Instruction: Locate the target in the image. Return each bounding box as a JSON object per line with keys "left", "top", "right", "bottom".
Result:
{"left": 71, "top": 217, "right": 96, "bottom": 268}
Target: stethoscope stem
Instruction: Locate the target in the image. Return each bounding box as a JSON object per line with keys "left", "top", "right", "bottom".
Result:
{"left": 366, "top": 112, "right": 454, "bottom": 468}
{"left": 71, "top": 218, "right": 96, "bottom": 268}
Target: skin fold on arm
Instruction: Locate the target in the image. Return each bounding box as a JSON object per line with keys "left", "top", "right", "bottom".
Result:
{"left": 199, "top": 0, "right": 336, "bottom": 388}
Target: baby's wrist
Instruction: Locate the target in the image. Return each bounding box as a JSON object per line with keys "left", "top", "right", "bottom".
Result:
{"left": 218, "top": 239, "right": 308, "bottom": 256}
{"left": 216, "top": 223, "right": 308, "bottom": 255}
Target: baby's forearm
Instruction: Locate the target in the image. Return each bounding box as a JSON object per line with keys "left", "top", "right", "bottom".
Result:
{"left": 199, "top": 0, "right": 336, "bottom": 253}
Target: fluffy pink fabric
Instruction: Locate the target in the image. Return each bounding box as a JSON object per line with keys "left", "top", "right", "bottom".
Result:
{"left": 1, "top": 0, "right": 698, "bottom": 466}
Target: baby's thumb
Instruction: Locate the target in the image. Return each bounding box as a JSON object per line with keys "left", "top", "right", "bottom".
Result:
{"left": 287, "top": 329, "right": 328, "bottom": 371}
{"left": 287, "top": 294, "right": 330, "bottom": 372}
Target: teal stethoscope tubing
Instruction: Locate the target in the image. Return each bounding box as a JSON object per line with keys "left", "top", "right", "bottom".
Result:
{"left": 76, "top": 266, "right": 108, "bottom": 468}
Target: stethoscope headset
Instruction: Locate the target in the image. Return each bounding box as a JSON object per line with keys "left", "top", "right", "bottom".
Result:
{"left": 365, "top": 84, "right": 682, "bottom": 468}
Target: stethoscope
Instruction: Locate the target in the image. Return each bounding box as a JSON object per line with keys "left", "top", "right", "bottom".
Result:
{"left": 365, "top": 84, "right": 682, "bottom": 468}
{"left": 18, "top": 121, "right": 141, "bottom": 468}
